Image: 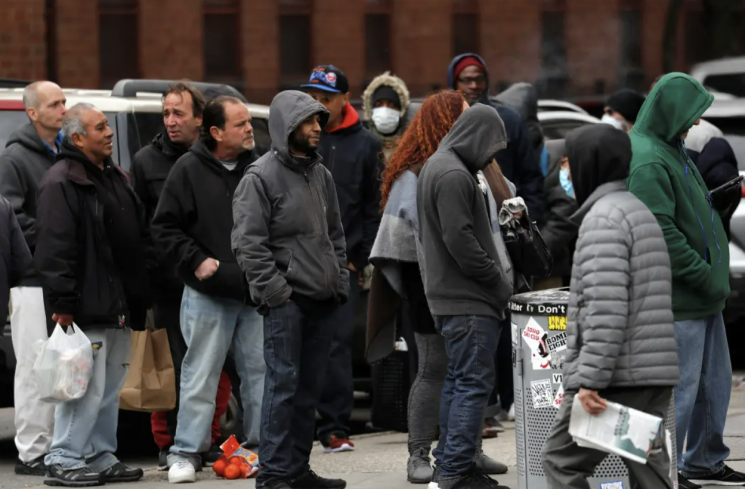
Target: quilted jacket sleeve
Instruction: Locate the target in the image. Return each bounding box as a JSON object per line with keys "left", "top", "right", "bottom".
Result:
{"left": 573, "top": 214, "right": 630, "bottom": 390}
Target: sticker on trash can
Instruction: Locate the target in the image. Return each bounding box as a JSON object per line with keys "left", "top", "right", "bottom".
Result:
{"left": 553, "top": 383, "right": 564, "bottom": 409}
{"left": 530, "top": 379, "right": 553, "bottom": 409}
{"left": 552, "top": 373, "right": 563, "bottom": 384}
{"left": 600, "top": 482, "right": 624, "bottom": 489}
{"left": 548, "top": 315, "right": 567, "bottom": 331}
{"left": 511, "top": 322, "right": 518, "bottom": 346}
{"left": 545, "top": 332, "right": 568, "bottom": 370}
{"left": 523, "top": 318, "right": 551, "bottom": 370}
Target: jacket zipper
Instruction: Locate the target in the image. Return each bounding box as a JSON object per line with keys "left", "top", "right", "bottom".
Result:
{"left": 94, "top": 197, "right": 126, "bottom": 328}
{"left": 304, "top": 168, "right": 332, "bottom": 292}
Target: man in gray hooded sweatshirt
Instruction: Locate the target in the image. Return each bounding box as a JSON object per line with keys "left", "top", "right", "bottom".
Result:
{"left": 232, "top": 91, "right": 350, "bottom": 489}
{"left": 417, "top": 104, "right": 513, "bottom": 489}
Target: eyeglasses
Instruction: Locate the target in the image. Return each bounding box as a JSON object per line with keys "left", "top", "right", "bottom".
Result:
{"left": 457, "top": 76, "right": 487, "bottom": 86}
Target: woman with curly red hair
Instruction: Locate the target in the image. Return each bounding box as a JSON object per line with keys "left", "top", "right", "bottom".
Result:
{"left": 366, "top": 91, "right": 509, "bottom": 485}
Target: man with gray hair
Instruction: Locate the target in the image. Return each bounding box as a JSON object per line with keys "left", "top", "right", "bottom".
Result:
{"left": 0, "top": 81, "right": 66, "bottom": 476}
{"left": 35, "top": 102, "right": 152, "bottom": 487}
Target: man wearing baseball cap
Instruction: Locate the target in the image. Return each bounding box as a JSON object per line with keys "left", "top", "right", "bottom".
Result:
{"left": 302, "top": 65, "right": 383, "bottom": 454}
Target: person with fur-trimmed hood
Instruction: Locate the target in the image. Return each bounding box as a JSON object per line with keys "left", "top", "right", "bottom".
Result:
{"left": 362, "top": 72, "right": 414, "bottom": 161}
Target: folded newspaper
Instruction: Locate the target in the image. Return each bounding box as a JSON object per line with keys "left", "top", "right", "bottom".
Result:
{"left": 568, "top": 394, "right": 663, "bottom": 465}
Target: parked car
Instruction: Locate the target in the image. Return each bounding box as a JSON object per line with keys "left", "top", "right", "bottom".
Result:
{"left": 537, "top": 99, "right": 588, "bottom": 115}
{"left": 0, "top": 81, "right": 272, "bottom": 443}
{"left": 691, "top": 56, "right": 745, "bottom": 98}
{"left": 538, "top": 110, "right": 601, "bottom": 140}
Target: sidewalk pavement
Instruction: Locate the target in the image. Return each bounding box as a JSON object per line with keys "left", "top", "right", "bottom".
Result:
{"left": 5, "top": 378, "right": 745, "bottom": 488}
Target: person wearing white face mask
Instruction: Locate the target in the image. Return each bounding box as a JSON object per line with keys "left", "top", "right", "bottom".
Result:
{"left": 363, "top": 72, "right": 413, "bottom": 162}
{"left": 601, "top": 88, "right": 646, "bottom": 133}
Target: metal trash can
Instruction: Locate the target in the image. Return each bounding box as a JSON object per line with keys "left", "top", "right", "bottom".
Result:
{"left": 509, "top": 288, "right": 678, "bottom": 489}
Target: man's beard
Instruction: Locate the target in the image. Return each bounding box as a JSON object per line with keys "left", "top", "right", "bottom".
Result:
{"left": 290, "top": 132, "right": 318, "bottom": 155}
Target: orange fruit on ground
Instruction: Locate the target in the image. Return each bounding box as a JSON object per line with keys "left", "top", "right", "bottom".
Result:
{"left": 224, "top": 464, "right": 241, "bottom": 480}
{"left": 229, "top": 456, "right": 244, "bottom": 466}
{"left": 239, "top": 464, "right": 249, "bottom": 478}
{"left": 213, "top": 459, "right": 227, "bottom": 477}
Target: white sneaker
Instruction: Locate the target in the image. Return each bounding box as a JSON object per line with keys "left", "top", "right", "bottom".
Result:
{"left": 168, "top": 461, "right": 196, "bottom": 484}
{"left": 427, "top": 483, "right": 440, "bottom": 489}
{"left": 508, "top": 403, "right": 515, "bottom": 421}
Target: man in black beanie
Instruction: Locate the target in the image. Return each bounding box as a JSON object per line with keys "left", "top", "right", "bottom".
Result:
{"left": 602, "top": 88, "right": 646, "bottom": 133}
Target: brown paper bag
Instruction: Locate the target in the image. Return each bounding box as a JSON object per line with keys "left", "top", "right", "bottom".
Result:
{"left": 119, "top": 328, "right": 176, "bottom": 412}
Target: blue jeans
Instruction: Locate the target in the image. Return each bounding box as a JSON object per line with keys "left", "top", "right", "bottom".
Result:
{"left": 46, "top": 328, "right": 131, "bottom": 471}
{"left": 317, "top": 270, "right": 360, "bottom": 441}
{"left": 432, "top": 315, "right": 500, "bottom": 479}
{"left": 257, "top": 301, "right": 336, "bottom": 484}
{"left": 168, "top": 286, "right": 265, "bottom": 467}
{"left": 674, "top": 313, "right": 732, "bottom": 478}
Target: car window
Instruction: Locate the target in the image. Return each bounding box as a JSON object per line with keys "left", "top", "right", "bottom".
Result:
{"left": 703, "top": 74, "right": 745, "bottom": 98}
{"left": 0, "top": 111, "right": 30, "bottom": 149}
{"left": 541, "top": 120, "right": 593, "bottom": 140}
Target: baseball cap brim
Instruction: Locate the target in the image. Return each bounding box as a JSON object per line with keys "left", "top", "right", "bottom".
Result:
{"left": 300, "top": 84, "right": 342, "bottom": 94}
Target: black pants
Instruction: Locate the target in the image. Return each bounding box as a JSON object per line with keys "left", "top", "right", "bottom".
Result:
{"left": 257, "top": 302, "right": 337, "bottom": 483}
{"left": 153, "top": 299, "right": 186, "bottom": 441}
{"left": 316, "top": 270, "right": 360, "bottom": 441}
{"left": 543, "top": 387, "right": 674, "bottom": 489}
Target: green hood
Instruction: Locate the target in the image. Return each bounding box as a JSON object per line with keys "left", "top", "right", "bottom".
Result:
{"left": 633, "top": 73, "right": 713, "bottom": 144}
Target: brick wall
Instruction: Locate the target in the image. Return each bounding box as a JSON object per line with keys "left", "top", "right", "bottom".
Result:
{"left": 0, "top": 0, "right": 46, "bottom": 81}
{"left": 56, "top": 0, "right": 99, "bottom": 88}
{"left": 139, "top": 0, "right": 203, "bottom": 81}
{"left": 0, "top": 0, "right": 683, "bottom": 99}
{"left": 392, "top": 0, "right": 452, "bottom": 97}
{"left": 241, "top": 0, "right": 278, "bottom": 105}
{"left": 566, "top": 0, "right": 621, "bottom": 95}
{"left": 313, "top": 0, "right": 365, "bottom": 97}
{"left": 480, "top": 0, "right": 542, "bottom": 90}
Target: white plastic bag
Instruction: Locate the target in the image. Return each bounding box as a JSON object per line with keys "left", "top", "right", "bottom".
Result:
{"left": 33, "top": 323, "right": 94, "bottom": 403}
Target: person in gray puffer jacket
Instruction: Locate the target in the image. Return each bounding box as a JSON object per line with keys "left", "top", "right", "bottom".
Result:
{"left": 542, "top": 124, "right": 679, "bottom": 489}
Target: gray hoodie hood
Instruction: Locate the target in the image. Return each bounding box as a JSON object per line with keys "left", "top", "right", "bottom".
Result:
{"left": 268, "top": 90, "right": 329, "bottom": 163}
{"left": 438, "top": 104, "right": 507, "bottom": 173}
{"left": 495, "top": 82, "right": 539, "bottom": 122}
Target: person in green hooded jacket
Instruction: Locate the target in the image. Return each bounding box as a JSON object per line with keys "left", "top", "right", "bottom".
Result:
{"left": 627, "top": 73, "right": 744, "bottom": 489}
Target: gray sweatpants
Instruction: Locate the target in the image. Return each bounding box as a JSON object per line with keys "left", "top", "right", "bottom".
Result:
{"left": 542, "top": 387, "right": 674, "bottom": 489}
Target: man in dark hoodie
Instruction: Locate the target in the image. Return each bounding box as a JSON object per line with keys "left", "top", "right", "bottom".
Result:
{"left": 447, "top": 54, "right": 544, "bottom": 225}
{"left": 151, "top": 96, "right": 265, "bottom": 484}
{"left": 36, "top": 103, "right": 152, "bottom": 486}
{"left": 302, "top": 65, "right": 383, "bottom": 452}
{"left": 232, "top": 90, "right": 350, "bottom": 489}
{"left": 542, "top": 124, "right": 679, "bottom": 489}
{"left": 0, "top": 80, "right": 66, "bottom": 476}
{"left": 418, "top": 104, "right": 513, "bottom": 489}
{"left": 131, "top": 82, "right": 229, "bottom": 468}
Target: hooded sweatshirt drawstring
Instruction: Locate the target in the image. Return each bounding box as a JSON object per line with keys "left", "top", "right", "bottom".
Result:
{"left": 677, "top": 140, "right": 722, "bottom": 266}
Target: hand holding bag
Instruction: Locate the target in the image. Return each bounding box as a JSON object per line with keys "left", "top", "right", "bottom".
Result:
{"left": 33, "top": 323, "right": 94, "bottom": 403}
{"left": 500, "top": 198, "right": 554, "bottom": 278}
{"left": 119, "top": 328, "right": 176, "bottom": 412}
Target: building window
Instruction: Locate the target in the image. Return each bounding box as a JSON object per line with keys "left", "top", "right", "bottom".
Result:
{"left": 203, "top": 0, "right": 241, "bottom": 84}
{"left": 539, "top": 10, "right": 568, "bottom": 98}
{"left": 99, "top": 0, "right": 138, "bottom": 89}
{"left": 452, "top": 14, "right": 479, "bottom": 56}
{"left": 365, "top": 14, "right": 391, "bottom": 77}
{"left": 619, "top": 5, "right": 644, "bottom": 90}
{"left": 280, "top": 0, "right": 312, "bottom": 88}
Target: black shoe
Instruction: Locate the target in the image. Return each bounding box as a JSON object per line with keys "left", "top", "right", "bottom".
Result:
{"left": 16, "top": 455, "right": 48, "bottom": 476}
{"left": 99, "top": 462, "right": 143, "bottom": 483}
{"left": 158, "top": 450, "right": 168, "bottom": 471}
{"left": 259, "top": 479, "right": 292, "bottom": 489}
{"left": 690, "top": 465, "right": 745, "bottom": 486}
{"left": 201, "top": 444, "right": 223, "bottom": 467}
{"left": 44, "top": 465, "right": 105, "bottom": 487}
{"left": 678, "top": 473, "right": 702, "bottom": 489}
{"left": 452, "top": 472, "right": 510, "bottom": 489}
{"left": 291, "top": 469, "right": 347, "bottom": 488}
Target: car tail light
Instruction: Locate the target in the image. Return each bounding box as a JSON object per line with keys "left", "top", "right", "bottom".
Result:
{"left": 741, "top": 182, "right": 745, "bottom": 198}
